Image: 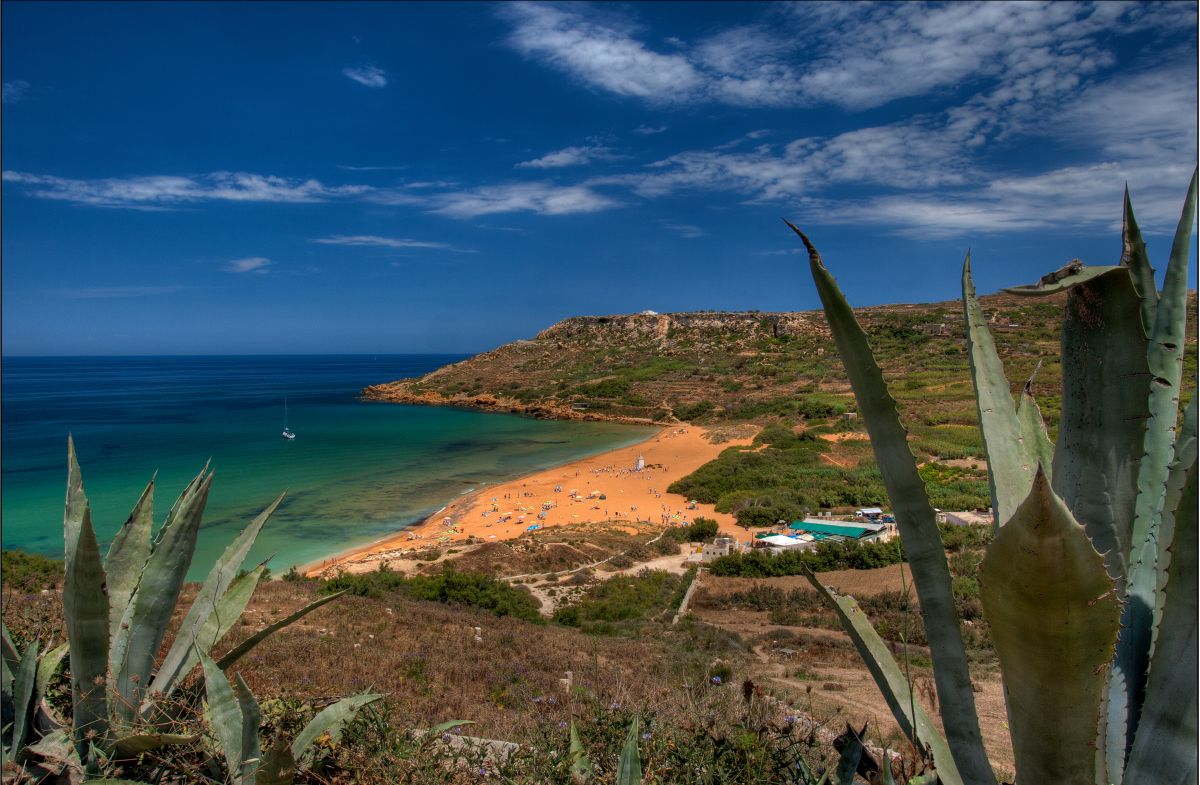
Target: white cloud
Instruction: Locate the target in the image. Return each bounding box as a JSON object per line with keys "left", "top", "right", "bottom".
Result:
{"left": 312, "top": 235, "right": 475, "bottom": 252}
{"left": 499, "top": 1, "right": 1195, "bottom": 112}
{"left": 224, "top": 257, "right": 271, "bottom": 273}
{"left": 499, "top": 3, "right": 703, "bottom": 100}
{"left": 2, "top": 80, "right": 29, "bottom": 103}
{"left": 2, "top": 171, "right": 370, "bottom": 208}
{"left": 516, "top": 145, "right": 619, "bottom": 169}
{"left": 430, "top": 182, "right": 619, "bottom": 218}
{"left": 660, "top": 221, "right": 705, "bottom": 239}
{"left": 633, "top": 124, "right": 668, "bottom": 135}
{"left": 343, "top": 65, "right": 388, "bottom": 88}
{"left": 60, "top": 285, "right": 185, "bottom": 299}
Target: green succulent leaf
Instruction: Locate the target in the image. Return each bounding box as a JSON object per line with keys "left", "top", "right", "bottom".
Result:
{"left": 255, "top": 737, "right": 297, "bottom": 785}
{"left": 834, "top": 725, "right": 865, "bottom": 785}
{"left": 104, "top": 476, "right": 155, "bottom": 643}
{"left": 1016, "top": 366, "right": 1054, "bottom": 485}
{"left": 149, "top": 562, "right": 268, "bottom": 705}
{"left": 64, "top": 507, "right": 111, "bottom": 756}
{"left": 1123, "top": 461, "right": 1197, "bottom": 785}
{"left": 152, "top": 494, "right": 282, "bottom": 700}
{"left": 216, "top": 590, "right": 346, "bottom": 671}
{"left": 1116, "top": 168, "right": 1197, "bottom": 768}
{"left": 979, "top": 468, "right": 1120, "bottom": 785}
{"left": 1121, "top": 185, "right": 1158, "bottom": 333}
{"left": 790, "top": 221, "right": 993, "bottom": 785}
{"left": 64, "top": 436, "right": 88, "bottom": 568}
{"left": 11, "top": 636, "right": 39, "bottom": 753}
{"left": 112, "top": 733, "right": 198, "bottom": 757}
{"left": 112, "top": 468, "right": 212, "bottom": 725}
{"left": 200, "top": 648, "right": 244, "bottom": 776}
{"left": 1003, "top": 264, "right": 1124, "bottom": 295}
{"left": 962, "top": 254, "right": 1034, "bottom": 529}
{"left": 2, "top": 624, "right": 20, "bottom": 689}
{"left": 235, "top": 672, "right": 262, "bottom": 784}
{"left": 616, "top": 716, "right": 641, "bottom": 785}
{"left": 291, "top": 692, "right": 384, "bottom": 766}
{"left": 802, "top": 569, "right": 961, "bottom": 785}
{"left": 569, "top": 720, "right": 594, "bottom": 783}
{"left": 1050, "top": 266, "right": 1148, "bottom": 588}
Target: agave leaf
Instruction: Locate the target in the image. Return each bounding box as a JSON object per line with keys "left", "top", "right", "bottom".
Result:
{"left": 104, "top": 476, "right": 155, "bottom": 642}
{"left": 200, "top": 648, "right": 243, "bottom": 776}
{"left": 1123, "top": 462, "right": 1197, "bottom": 785}
{"left": 880, "top": 751, "right": 897, "bottom": 785}
{"left": 152, "top": 495, "right": 282, "bottom": 700}
{"left": 789, "top": 222, "right": 993, "bottom": 785}
{"left": 1051, "top": 266, "right": 1148, "bottom": 586}
{"left": 962, "top": 255, "right": 1032, "bottom": 529}
{"left": 112, "top": 733, "right": 198, "bottom": 757}
{"left": 616, "top": 716, "right": 641, "bottom": 785}
{"left": 569, "top": 720, "right": 594, "bottom": 783}
{"left": 803, "top": 569, "right": 961, "bottom": 785}
{"left": 1003, "top": 264, "right": 1124, "bottom": 295}
{"left": 64, "top": 511, "right": 111, "bottom": 756}
{"left": 255, "top": 737, "right": 296, "bottom": 785}
{"left": 1122, "top": 186, "right": 1158, "bottom": 333}
{"left": 234, "top": 672, "right": 262, "bottom": 784}
{"left": 11, "top": 637, "right": 39, "bottom": 752}
{"left": 979, "top": 468, "right": 1120, "bottom": 785}
{"left": 64, "top": 436, "right": 88, "bottom": 568}
{"left": 216, "top": 590, "right": 346, "bottom": 671}
{"left": 1151, "top": 396, "right": 1198, "bottom": 655}
{"left": 23, "top": 728, "right": 77, "bottom": 767}
{"left": 112, "top": 469, "right": 212, "bottom": 726}
{"left": 149, "top": 562, "right": 269, "bottom": 704}
{"left": 2, "top": 624, "right": 20, "bottom": 685}
{"left": 1016, "top": 369, "right": 1054, "bottom": 484}
{"left": 834, "top": 725, "right": 865, "bottom": 785}
{"left": 291, "top": 692, "right": 383, "bottom": 766}
{"left": 1117, "top": 169, "right": 1197, "bottom": 765}
{"left": 34, "top": 642, "right": 70, "bottom": 732}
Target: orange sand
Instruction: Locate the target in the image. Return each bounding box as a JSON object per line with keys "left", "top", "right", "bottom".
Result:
{"left": 305, "top": 425, "right": 754, "bottom": 576}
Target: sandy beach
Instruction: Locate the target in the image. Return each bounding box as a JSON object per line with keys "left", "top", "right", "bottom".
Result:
{"left": 306, "top": 425, "right": 755, "bottom": 576}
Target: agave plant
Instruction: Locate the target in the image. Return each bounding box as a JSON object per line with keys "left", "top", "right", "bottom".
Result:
{"left": 1, "top": 438, "right": 348, "bottom": 779}
{"left": 785, "top": 169, "right": 1196, "bottom": 785}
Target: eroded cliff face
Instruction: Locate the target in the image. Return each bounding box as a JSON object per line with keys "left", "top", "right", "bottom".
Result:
{"left": 534, "top": 311, "right": 828, "bottom": 343}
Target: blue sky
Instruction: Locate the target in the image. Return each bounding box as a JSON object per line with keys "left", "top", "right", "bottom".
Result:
{"left": 3, "top": 1, "right": 1196, "bottom": 355}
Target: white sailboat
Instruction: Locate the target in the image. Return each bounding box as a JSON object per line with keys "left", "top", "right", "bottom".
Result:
{"left": 282, "top": 398, "right": 296, "bottom": 440}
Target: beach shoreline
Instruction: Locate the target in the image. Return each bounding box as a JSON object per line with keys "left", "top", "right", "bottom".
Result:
{"left": 303, "top": 424, "right": 756, "bottom": 577}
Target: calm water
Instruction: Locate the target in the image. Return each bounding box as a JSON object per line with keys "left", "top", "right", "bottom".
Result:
{"left": 2, "top": 356, "right": 652, "bottom": 577}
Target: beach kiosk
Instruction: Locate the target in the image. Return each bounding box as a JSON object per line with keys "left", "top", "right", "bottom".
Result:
{"left": 634, "top": 454, "right": 645, "bottom": 472}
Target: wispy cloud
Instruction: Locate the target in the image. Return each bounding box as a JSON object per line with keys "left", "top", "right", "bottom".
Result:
{"left": 430, "top": 182, "right": 619, "bottom": 218}
{"left": 516, "top": 145, "right": 620, "bottom": 169}
{"left": 312, "top": 235, "right": 476, "bottom": 252}
{"left": 660, "top": 221, "right": 705, "bottom": 239}
{"left": 633, "top": 124, "right": 667, "bottom": 135}
{"left": 3, "top": 171, "right": 370, "bottom": 208}
{"left": 499, "top": 2, "right": 1196, "bottom": 112}
{"left": 60, "top": 285, "right": 185, "bottom": 299}
{"left": 499, "top": 3, "right": 703, "bottom": 100}
{"left": 2, "top": 80, "right": 30, "bottom": 103}
{"left": 342, "top": 65, "right": 388, "bottom": 88}
{"left": 224, "top": 256, "right": 271, "bottom": 273}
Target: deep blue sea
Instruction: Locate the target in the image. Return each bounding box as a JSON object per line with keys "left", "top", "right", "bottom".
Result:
{"left": 1, "top": 356, "right": 652, "bottom": 578}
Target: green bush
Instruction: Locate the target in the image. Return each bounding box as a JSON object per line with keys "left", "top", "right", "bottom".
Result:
{"left": 321, "top": 566, "right": 543, "bottom": 623}
{"left": 553, "top": 570, "right": 685, "bottom": 633}
{"left": 1, "top": 549, "right": 62, "bottom": 592}
{"left": 668, "top": 517, "right": 720, "bottom": 542}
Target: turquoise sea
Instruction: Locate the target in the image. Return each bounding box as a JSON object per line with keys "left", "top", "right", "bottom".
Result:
{"left": 1, "top": 356, "right": 653, "bottom": 578}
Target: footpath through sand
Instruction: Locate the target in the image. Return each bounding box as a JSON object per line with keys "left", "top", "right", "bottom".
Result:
{"left": 306, "top": 425, "right": 756, "bottom": 576}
